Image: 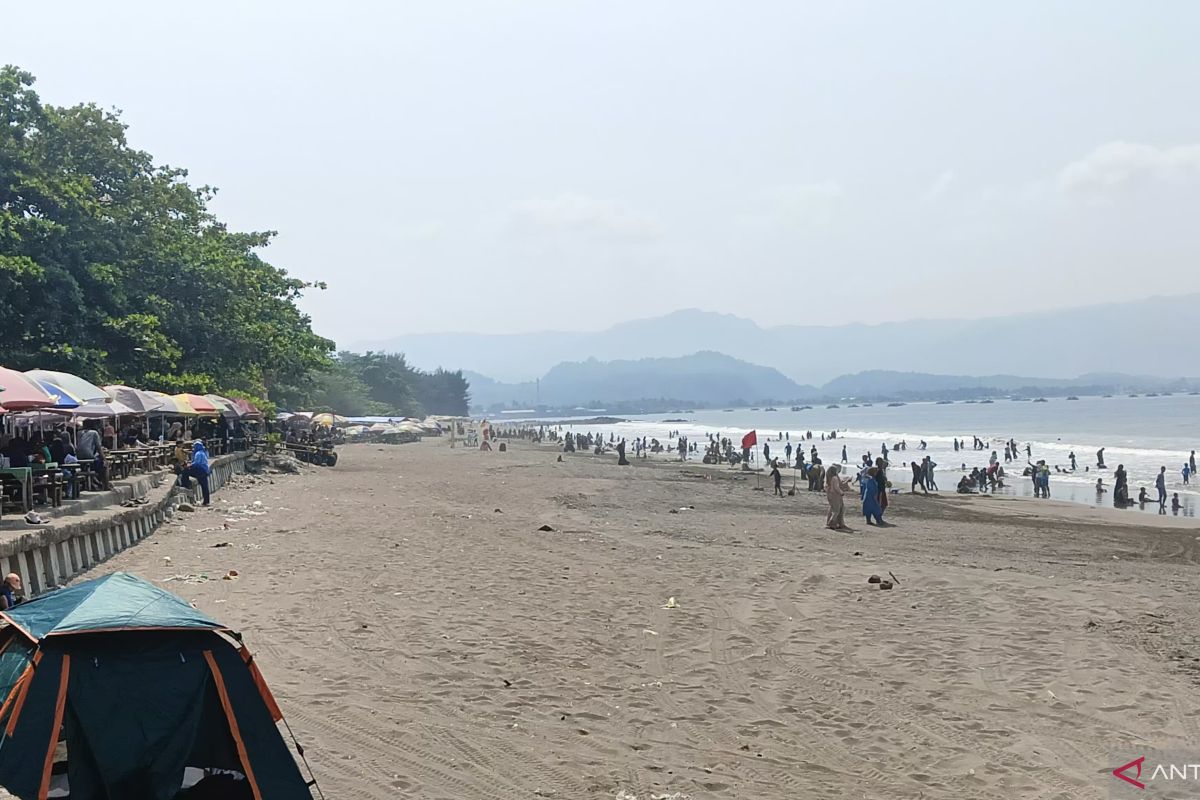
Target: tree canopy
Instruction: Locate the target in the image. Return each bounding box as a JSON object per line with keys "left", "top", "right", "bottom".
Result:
{"left": 283, "top": 353, "right": 470, "bottom": 417}
{"left": 0, "top": 66, "right": 470, "bottom": 415}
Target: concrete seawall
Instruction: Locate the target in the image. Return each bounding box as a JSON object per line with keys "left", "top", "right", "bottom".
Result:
{"left": 0, "top": 452, "right": 249, "bottom": 596}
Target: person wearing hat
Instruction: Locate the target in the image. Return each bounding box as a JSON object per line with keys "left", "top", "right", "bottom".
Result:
{"left": 178, "top": 440, "right": 212, "bottom": 506}
{"left": 1, "top": 573, "right": 22, "bottom": 610}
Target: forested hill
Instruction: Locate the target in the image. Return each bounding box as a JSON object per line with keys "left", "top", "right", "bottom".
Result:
{"left": 0, "top": 66, "right": 468, "bottom": 416}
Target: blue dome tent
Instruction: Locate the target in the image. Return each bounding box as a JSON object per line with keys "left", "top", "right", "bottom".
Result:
{"left": 0, "top": 572, "right": 314, "bottom": 799}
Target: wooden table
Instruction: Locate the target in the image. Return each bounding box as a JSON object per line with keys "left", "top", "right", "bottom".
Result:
{"left": 0, "top": 467, "right": 33, "bottom": 513}
{"left": 31, "top": 463, "right": 63, "bottom": 508}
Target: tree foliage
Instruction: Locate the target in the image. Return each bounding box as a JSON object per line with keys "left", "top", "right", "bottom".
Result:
{"left": 288, "top": 352, "right": 470, "bottom": 417}
{"left": 0, "top": 66, "right": 333, "bottom": 396}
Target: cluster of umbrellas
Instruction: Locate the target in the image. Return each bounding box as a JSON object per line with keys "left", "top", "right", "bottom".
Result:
{"left": 348, "top": 419, "right": 439, "bottom": 437}
{"left": 0, "top": 367, "right": 261, "bottom": 420}
{"left": 274, "top": 411, "right": 443, "bottom": 437}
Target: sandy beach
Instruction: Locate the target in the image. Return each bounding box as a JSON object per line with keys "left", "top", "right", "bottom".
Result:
{"left": 82, "top": 439, "right": 1200, "bottom": 799}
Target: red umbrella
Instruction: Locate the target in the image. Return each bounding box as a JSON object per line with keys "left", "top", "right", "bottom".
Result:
{"left": 0, "top": 367, "right": 58, "bottom": 410}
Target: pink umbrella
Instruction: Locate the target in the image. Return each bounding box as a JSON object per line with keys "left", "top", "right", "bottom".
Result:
{"left": 0, "top": 367, "right": 58, "bottom": 410}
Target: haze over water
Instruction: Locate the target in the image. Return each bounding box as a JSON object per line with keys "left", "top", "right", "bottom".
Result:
{"left": 549, "top": 394, "right": 1200, "bottom": 518}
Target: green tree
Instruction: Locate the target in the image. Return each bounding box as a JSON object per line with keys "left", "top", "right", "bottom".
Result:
{"left": 0, "top": 65, "right": 333, "bottom": 396}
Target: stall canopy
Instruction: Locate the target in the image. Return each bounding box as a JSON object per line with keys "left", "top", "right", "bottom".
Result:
{"left": 0, "top": 367, "right": 58, "bottom": 410}
{"left": 103, "top": 385, "right": 166, "bottom": 414}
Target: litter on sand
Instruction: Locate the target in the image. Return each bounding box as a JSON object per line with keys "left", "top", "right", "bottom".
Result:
{"left": 662, "top": 597, "right": 679, "bottom": 609}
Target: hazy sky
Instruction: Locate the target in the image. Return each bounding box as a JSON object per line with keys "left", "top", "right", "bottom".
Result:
{"left": 5, "top": 2, "right": 1199, "bottom": 346}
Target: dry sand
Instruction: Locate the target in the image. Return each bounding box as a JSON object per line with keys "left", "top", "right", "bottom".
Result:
{"left": 87, "top": 440, "right": 1200, "bottom": 799}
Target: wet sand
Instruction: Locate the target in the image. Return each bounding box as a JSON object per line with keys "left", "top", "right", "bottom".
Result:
{"left": 84, "top": 440, "right": 1200, "bottom": 799}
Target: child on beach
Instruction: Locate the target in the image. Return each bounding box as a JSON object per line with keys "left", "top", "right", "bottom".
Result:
{"left": 770, "top": 462, "right": 782, "bottom": 496}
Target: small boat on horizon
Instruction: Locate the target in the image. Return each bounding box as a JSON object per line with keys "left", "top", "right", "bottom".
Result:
{"left": 887, "top": 402, "right": 905, "bottom": 407}
{"left": 980, "top": 399, "right": 994, "bottom": 404}
{"left": 1066, "top": 396, "right": 1079, "bottom": 400}
{"left": 936, "top": 400, "right": 953, "bottom": 405}
{"left": 826, "top": 404, "right": 839, "bottom": 409}
{"left": 1033, "top": 397, "right": 1048, "bottom": 403}
{"left": 764, "top": 407, "right": 777, "bottom": 412}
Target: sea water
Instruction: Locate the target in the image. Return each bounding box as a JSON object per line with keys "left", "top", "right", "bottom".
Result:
{"left": 548, "top": 394, "right": 1200, "bottom": 519}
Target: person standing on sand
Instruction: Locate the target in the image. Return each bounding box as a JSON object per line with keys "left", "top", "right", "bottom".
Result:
{"left": 617, "top": 438, "right": 629, "bottom": 466}
{"left": 862, "top": 467, "right": 884, "bottom": 525}
{"left": 923, "top": 456, "right": 938, "bottom": 491}
{"left": 1156, "top": 466, "right": 1168, "bottom": 507}
{"left": 763, "top": 442, "right": 770, "bottom": 464}
{"left": 826, "top": 464, "right": 850, "bottom": 529}
{"left": 911, "top": 461, "right": 927, "bottom": 494}
{"left": 1114, "top": 464, "right": 1129, "bottom": 506}
{"left": 785, "top": 442, "right": 792, "bottom": 463}
{"left": 874, "top": 457, "right": 889, "bottom": 513}
{"left": 771, "top": 462, "right": 783, "bottom": 496}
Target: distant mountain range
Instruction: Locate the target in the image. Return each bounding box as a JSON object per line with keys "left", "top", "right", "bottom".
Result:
{"left": 352, "top": 293, "right": 1199, "bottom": 385}
{"left": 465, "top": 354, "right": 1200, "bottom": 413}
{"left": 465, "top": 351, "right": 817, "bottom": 410}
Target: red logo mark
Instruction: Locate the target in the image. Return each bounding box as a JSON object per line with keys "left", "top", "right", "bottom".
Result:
{"left": 1114, "top": 756, "right": 1146, "bottom": 789}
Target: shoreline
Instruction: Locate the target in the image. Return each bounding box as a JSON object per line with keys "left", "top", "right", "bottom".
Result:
{"left": 544, "top": 440, "right": 1200, "bottom": 531}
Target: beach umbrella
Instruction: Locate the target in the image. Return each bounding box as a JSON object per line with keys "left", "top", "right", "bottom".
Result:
{"left": 69, "top": 399, "right": 138, "bottom": 419}
{"left": 145, "top": 391, "right": 186, "bottom": 415}
{"left": 229, "top": 398, "right": 261, "bottom": 419}
{"left": 311, "top": 412, "right": 349, "bottom": 428}
{"left": 29, "top": 378, "right": 81, "bottom": 409}
{"left": 0, "top": 367, "right": 58, "bottom": 410}
{"left": 203, "top": 394, "right": 239, "bottom": 419}
{"left": 171, "top": 393, "right": 218, "bottom": 415}
{"left": 103, "top": 385, "right": 166, "bottom": 414}
{"left": 24, "top": 370, "right": 111, "bottom": 404}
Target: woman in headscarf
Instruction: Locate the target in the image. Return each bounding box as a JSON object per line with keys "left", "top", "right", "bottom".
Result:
{"left": 875, "top": 456, "right": 889, "bottom": 514}
{"left": 862, "top": 467, "right": 884, "bottom": 526}
{"left": 826, "top": 463, "right": 851, "bottom": 530}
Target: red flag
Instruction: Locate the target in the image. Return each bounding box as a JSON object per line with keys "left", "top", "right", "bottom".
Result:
{"left": 741, "top": 430, "right": 757, "bottom": 449}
